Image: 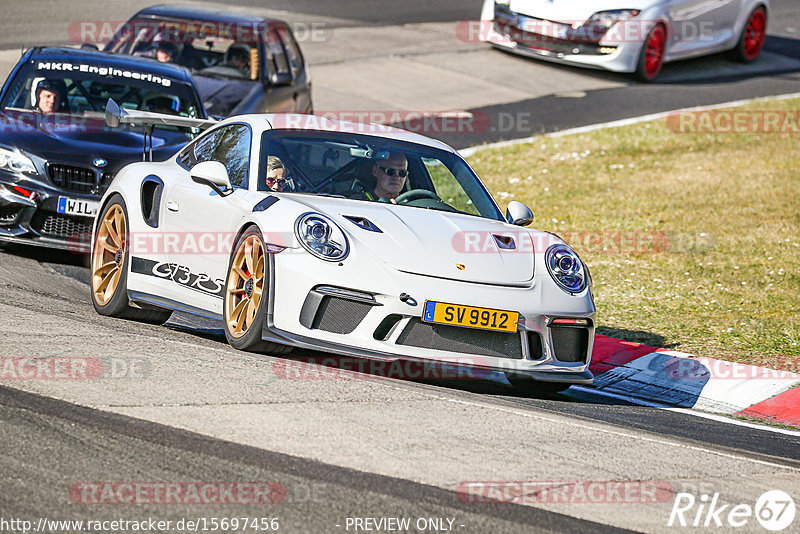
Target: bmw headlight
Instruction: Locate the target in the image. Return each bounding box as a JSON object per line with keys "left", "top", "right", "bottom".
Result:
{"left": 0, "top": 147, "right": 36, "bottom": 174}
{"left": 295, "top": 212, "right": 349, "bottom": 261}
{"left": 546, "top": 244, "right": 587, "bottom": 294}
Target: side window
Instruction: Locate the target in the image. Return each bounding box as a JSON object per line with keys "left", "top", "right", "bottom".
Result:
{"left": 181, "top": 124, "right": 252, "bottom": 188}
{"left": 177, "top": 143, "right": 196, "bottom": 169}
{"left": 267, "top": 29, "right": 290, "bottom": 75}
{"left": 215, "top": 125, "right": 251, "bottom": 187}
{"left": 276, "top": 25, "right": 302, "bottom": 76}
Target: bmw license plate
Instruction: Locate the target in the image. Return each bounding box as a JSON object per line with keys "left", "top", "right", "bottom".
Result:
{"left": 57, "top": 197, "right": 99, "bottom": 217}
{"left": 423, "top": 301, "right": 519, "bottom": 333}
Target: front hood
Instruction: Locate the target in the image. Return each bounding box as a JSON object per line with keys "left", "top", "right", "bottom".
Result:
{"left": 287, "top": 195, "right": 544, "bottom": 286}
{"left": 508, "top": 0, "right": 655, "bottom": 23}
{"left": 193, "top": 75, "right": 260, "bottom": 116}
{"left": 0, "top": 111, "right": 191, "bottom": 169}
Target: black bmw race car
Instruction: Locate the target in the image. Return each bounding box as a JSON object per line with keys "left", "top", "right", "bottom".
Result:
{"left": 0, "top": 47, "right": 206, "bottom": 252}
{"left": 97, "top": 5, "right": 313, "bottom": 117}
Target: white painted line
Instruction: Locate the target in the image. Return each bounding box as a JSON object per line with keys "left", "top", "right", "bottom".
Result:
{"left": 571, "top": 386, "right": 800, "bottom": 438}
{"left": 459, "top": 91, "right": 800, "bottom": 157}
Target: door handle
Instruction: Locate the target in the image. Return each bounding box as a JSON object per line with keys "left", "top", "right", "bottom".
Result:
{"left": 166, "top": 200, "right": 180, "bottom": 212}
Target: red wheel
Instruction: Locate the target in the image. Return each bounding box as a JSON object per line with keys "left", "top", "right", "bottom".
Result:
{"left": 635, "top": 24, "right": 666, "bottom": 82}
{"left": 734, "top": 7, "right": 767, "bottom": 62}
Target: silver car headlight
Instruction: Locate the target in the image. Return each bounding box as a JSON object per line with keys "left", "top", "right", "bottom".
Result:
{"left": 0, "top": 147, "right": 36, "bottom": 174}
{"left": 546, "top": 244, "right": 587, "bottom": 294}
{"left": 295, "top": 212, "right": 349, "bottom": 262}
{"left": 586, "top": 9, "right": 641, "bottom": 33}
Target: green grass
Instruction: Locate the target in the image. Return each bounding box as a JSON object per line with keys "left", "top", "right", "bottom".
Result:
{"left": 467, "top": 98, "right": 800, "bottom": 371}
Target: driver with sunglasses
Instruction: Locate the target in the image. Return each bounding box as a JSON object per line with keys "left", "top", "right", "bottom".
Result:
{"left": 349, "top": 152, "right": 409, "bottom": 202}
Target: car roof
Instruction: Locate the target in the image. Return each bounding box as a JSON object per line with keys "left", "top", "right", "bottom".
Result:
{"left": 220, "top": 114, "right": 457, "bottom": 153}
{"left": 134, "top": 4, "right": 280, "bottom": 25}
{"left": 26, "top": 47, "right": 195, "bottom": 84}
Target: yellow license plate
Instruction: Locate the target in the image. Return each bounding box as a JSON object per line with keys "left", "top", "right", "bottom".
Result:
{"left": 422, "top": 301, "right": 519, "bottom": 333}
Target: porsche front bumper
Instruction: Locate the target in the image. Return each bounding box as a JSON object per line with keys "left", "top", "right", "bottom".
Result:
{"left": 265, "top": 251, "right": 596, "bottom": 384}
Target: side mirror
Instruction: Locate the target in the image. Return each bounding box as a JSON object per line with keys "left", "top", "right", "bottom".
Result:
{"left": 506, "top": 200, "right": 533, "bottom": 226}
{"left": 190, "top": 161, "right": 233, "bottom": 197}
{"left": 269, "top": 71, "right": 292, "bottom": 86}
{"left": 80, "top": 43, "right": 99, "bottom": 51}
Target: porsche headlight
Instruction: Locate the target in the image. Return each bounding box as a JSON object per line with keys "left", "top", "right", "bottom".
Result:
{"left": 0, "top": 147, "right": 36, "bottom": 174}
{"left": 295, "top": 212, "right": 349, "bottom": 261}
{"left": 546, "top": 244, "right": 587, "bottom": 294}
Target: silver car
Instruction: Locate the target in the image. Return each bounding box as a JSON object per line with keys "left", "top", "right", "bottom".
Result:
{"left": 480, "top": 0, "right": 769, "bottom": 81}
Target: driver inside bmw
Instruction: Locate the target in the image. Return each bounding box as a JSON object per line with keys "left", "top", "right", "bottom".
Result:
{"left": 350, "top": 152, "right": 408, "bottom": 202}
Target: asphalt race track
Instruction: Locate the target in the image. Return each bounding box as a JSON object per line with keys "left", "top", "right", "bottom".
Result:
{"left": 1, "top": 1, "right": 799, "bottom": 533}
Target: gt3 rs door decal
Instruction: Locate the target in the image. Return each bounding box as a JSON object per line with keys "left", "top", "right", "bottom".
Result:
{"left": 130, "top": 256, "right": 224, "bottom": 298}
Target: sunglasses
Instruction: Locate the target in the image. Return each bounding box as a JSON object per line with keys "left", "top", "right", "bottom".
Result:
{"left": 376, "top": 165, "right": 409, "bottom": 178}
{"left": 266, "top": 177, "right": 288, "bottom": 186}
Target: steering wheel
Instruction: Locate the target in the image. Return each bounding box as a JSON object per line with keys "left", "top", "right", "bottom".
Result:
{"left": 395, "top": 189, "right": 440, "bottom": 204}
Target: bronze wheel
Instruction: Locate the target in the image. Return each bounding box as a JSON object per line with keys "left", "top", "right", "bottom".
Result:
{"left": 225, "top": 233, "right": 265, "bottom": 338}
{"left": 223, "top": 226, "right": 292, "bottom": 354}
{"left": 92, "top": 204, "right": 126, "bottom": 306}
{"left": 90, "top": 195, "right": 172, "bottom": 324}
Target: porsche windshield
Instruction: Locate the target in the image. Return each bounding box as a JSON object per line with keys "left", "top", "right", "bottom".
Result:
{"left": 0, "top": 61, "right": 203, "bottom": 127}
{"left": 260, "top": 131, "right": 505, "bottom": 221}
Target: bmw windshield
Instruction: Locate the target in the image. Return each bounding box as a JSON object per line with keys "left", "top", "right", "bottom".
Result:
{"left": 1, "top": 60, "right": 203, "bottom": 131}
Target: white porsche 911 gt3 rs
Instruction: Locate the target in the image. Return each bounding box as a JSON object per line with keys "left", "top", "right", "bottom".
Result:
{"left": 91, "top": 101, "right": 596, "bottom": 391}
{"left": 480, "top": 0, "right": 768, "bottom": 81}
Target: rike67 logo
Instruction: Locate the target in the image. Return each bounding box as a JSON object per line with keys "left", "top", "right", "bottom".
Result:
{"left": 668, "top": 490, "right": 795, "bottom": 531}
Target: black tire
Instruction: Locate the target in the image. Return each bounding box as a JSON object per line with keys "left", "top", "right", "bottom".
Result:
{"left": 223, "top": 225, "right": 292, "bottom": 354}
{"left": 731, "top": 6, "right": 767, "bottom": 63}
{"left": 634, "top": 24, "right": 667, "bottom": 83}
{"left": 90, "top": 194, "right": 172, "bottom": 324}
{"left": 506, "top": 373, "right": 572, "bottom": 394}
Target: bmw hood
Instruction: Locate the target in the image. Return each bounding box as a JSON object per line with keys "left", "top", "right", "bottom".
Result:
{"left": 508, "top": 0, "right": 656, "bottom": 23}
{"left": 291, "top": 196, "right": 545, "bottom": 286}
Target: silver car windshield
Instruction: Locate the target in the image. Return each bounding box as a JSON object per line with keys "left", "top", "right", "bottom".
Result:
{"left": 259, "top": 130, "right": 505, "bottom": 222}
